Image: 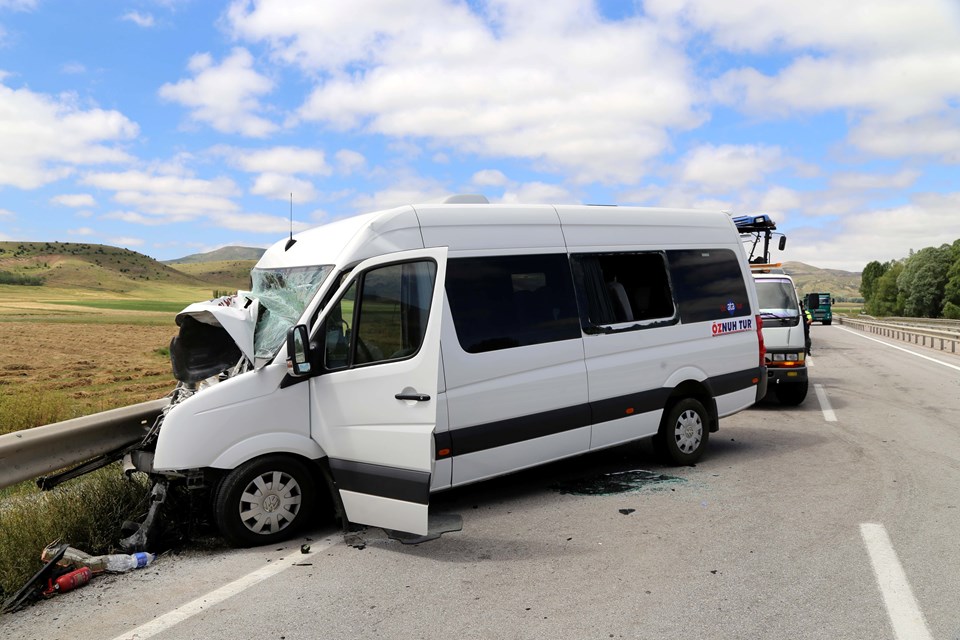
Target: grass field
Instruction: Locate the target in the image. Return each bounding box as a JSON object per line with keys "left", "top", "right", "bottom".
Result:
{"left": 0, "top": 298, "right": 183, "bottom": 602}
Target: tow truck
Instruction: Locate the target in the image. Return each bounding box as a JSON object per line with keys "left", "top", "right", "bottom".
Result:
{"left": 733, "top": 214, "right": 809, "bottom": 405}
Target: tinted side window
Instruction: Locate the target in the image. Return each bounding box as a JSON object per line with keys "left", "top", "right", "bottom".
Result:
{"left": 446, "top": 254, "right": 580, "bottom": 353}
{"left": 667, "top": 249, "right": 750, "bottom": 323}
{"left": 322, "top": 260, "right": 437, "bottom": 369}
{"left": 571, "top": 252, "right": 675, "bottom": 329}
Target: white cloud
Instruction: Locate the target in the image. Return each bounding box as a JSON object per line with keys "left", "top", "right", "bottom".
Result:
{"left": 108, "top": 236, "right": 145, "bottom": 247}
{"left": 67, "top": 227, "right": 95, "bottom": 236}
{"left": 221, "top": 146, "right": 330, "bottom": 175}
{"left": 471, "top": 169, "right": 509, "bottom": 187}
{"left": 82, "top": 170, "right": 241, "bottom": 219}
{"left": 848, "top": 115, "right": 960, "bottom": 161}
{"left": 51, "top": 193, "right": 96, "bottom": 207}
{"left": 121, "top": 11, "right": 155, "bottom": 28}
{"left": 249, "top": 172, "right": 318, "bottom": 202}
{"left": 61, "top": 62, "right": 86, "bottom": 74}
{"left": 159, "top": 48, "right": 277, "bottom": 137}
{"left": 650, "top": 0, "right": 960, "bottom": 161}
{"left": 0, "top": 81, "right": 138, "bottom": 189}
{"left": 784, "top": 192, "right": 960, "bottom": 271}
{"left": 348, "top": 178, "right": 451, "bottom": 214}
{"left": 646, "top": 0, "right": 960, "bottom": 54}
{"left": 227, "top": 0, "right": 701, "bottom": 184}
{"left": 679, "top": 144, "right": 784, "bottom": 189}
{"left": 499, "top": 181, "right": 573, "bottom": 204}
{"left": 335, "top": 149, "right": 365, "bottom": 175}
{"left": 0, "top": 208, "right": 13, "bottom": 217}
{"left": 0, "top": 1, "right": 38, "bottom": 10}
{"left": 102, "top": 210, "right": 191, "bottom": 225}
{"left": 209, "top": 212, "right": 312, "bottom": 234}
{"left": 830, "top": 169, "right": 921, "bottom": 190}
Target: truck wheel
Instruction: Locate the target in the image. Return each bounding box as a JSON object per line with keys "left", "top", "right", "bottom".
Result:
{"left": 655, "top": 398, "right": 709, "bottom": 465}
{"left": 214, "top": 455, "right": 316, "bottom": 547}
{"left": 823, "top": 319, "right": 832, "bottom": 325}
{"left": 775, "top": 380, "right": 809, "bottom": 406}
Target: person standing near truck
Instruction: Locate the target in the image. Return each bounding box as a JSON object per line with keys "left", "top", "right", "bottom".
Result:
{"left": 802, "top": 302, "right": 813, "bottom": 354}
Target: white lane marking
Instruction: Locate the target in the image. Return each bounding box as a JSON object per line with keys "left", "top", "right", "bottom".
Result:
{"left": 837, "top": 325, "right": 960, "bottom": 372}
{"left": 813, "top": 383, "right": 836, "bottom": 422}
{"left": 860, "top": 523, "right": 933, "bottom": 640}
{"left": 110, "top": 537, "right": 339, "bottom": 640}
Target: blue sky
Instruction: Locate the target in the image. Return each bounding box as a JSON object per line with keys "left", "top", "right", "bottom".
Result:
{"left": 2, "top": 0, "right": 960, "bottom": 271}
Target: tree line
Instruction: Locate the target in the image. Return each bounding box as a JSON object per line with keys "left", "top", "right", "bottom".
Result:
{"left": 860, "top": 240, "right": 960, "bottom": 318}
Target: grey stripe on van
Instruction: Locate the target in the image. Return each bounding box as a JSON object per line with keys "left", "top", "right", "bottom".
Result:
{"left": 441, "top": 366, "right": 762, "bottom": 458}
{"left": 329, "top": 458, "right": 430, "bottom": 505}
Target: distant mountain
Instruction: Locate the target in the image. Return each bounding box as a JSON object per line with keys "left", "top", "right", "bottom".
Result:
{"left": 782, "top": 262, "right": 862, "bottom": 299}
{"left": 163, "top": 246, "right": 266, "bottom": 264}
{"left": 0, "top": 240, "right": 209, "bottom": 292}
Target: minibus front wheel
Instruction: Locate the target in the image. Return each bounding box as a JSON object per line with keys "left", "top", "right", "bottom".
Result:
{"left": 654, "top": 398, "right": 709, "bottom": 465}
{"left": 213, "top": 454, "right": 317, "bottom": 547}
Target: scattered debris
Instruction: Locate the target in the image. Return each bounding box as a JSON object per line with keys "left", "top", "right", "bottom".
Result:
{"left": 551, "top": 469, "right": 684, "bottom": 496}
{"left": 2, "top": 541, "right": 158, "bottom": 613}
{"left": 1, "top": 545, "right": 66, "bottom": 614}
{"left": 618, "top": 508, "right": 636, "bottom": 515}
{"left": 300, "top": 544, "right": 311, "bottom": 554}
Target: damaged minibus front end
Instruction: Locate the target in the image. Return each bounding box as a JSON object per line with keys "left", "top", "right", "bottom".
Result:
{"left": 118, "top": 264, "right": 336, "bottom": 550}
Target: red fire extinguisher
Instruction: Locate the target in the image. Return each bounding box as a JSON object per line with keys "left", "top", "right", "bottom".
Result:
{"left": 43, "top": 567, "right": 92, "bottom": 597}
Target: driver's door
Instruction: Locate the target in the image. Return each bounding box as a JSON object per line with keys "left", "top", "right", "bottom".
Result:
{"left": 309, "top": 247, "right": 447, "bottom": 535}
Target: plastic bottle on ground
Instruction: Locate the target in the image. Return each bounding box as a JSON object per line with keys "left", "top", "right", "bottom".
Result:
{"left": 102, "top": 552, "right": 155, "bottom": 573}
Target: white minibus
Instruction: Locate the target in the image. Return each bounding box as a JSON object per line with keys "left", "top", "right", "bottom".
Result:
{"left": 136, "top": 198, "right": 768, "bottom": 546}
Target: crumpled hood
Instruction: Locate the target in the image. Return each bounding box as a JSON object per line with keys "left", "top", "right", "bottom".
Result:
{"left": 170, "top": 295, "right": 260, "bottom": 383}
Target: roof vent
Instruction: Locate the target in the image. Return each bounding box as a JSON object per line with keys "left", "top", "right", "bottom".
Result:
{"left": 443, "top": 194, "right": 489, "bottom": 204}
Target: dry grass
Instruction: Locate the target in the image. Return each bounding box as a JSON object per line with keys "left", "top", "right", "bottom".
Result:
{"left": 0, "top": 321, "right": 176, "bottom": 430}
{"left": 0, "top": 302, "right": 184, "bottom": 603}
{"left": 0, "top": 466, "right": 151, "bottom": 600}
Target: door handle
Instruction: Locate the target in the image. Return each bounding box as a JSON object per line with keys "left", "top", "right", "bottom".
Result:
{"left": 395, "top": 392, "right": 431, "bottom": 402}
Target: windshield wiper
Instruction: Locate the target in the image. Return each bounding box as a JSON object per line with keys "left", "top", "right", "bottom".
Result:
{"left": 760, "top": 311, "right": 794, "bottom": 319}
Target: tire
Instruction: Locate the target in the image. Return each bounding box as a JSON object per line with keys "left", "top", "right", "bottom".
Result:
{"left": 214, "top": 455, "right": 316, "bottom": 547}
{"left": 823, "top": 319, "right": 832, "bottom": 326}
{"left": 775, "top": 380, "right": 809, "bottom": 406}
{"left": 655, "top": 398, "right": 709, "bottom": 465}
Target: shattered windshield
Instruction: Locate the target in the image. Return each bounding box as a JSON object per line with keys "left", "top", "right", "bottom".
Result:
{"left": 251, "top": 265, "right": 333, "bottom": 360}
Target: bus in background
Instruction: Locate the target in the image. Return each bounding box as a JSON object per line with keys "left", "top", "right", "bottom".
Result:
{"left": 804, "top": 292, "right": 833, "bottom": 325}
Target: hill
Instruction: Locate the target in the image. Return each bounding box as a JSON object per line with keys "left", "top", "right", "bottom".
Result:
{"left": 169, "top": 260, "right": 256, "bottom": 290}
{"left": 782, "top": 261, "right": 862, "bottom": 300}
{"left": 164, "top": 246, "right": 265, "bottom": 264}
{"left": 0, "top": 241, "right": 211, "bottom": 294}
{"left": 0, "top": 241, "right": 256, "bottom": 300}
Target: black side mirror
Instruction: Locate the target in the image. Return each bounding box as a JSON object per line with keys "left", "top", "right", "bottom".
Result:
{"left": 778, "top": 236, "right": 787, "bottom": 251}
{"left": 286, "top": 324, "right": 313, "bottom": 376}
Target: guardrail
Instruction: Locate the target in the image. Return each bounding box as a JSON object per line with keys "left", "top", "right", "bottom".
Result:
{"left": 0, "top": 398, "right": 167, "bottom": 491}
{"left": 837, "top": 316, "right": 960, "bottom": 354}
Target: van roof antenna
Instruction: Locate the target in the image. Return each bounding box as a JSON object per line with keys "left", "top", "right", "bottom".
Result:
{"left": 284, "top": 192, "right": 297, "bottom": 251}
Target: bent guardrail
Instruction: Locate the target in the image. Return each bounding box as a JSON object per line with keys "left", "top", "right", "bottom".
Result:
{"left": 837, "top": 316, "right": 960, "bottom": 354}
{"left": 0, "top": 398, "right": 167, "bottom": 491}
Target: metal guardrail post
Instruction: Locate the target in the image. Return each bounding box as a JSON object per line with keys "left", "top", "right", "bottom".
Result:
{"left": 0, "top": 398, "right": 168, "bottom": 491}
{"left": 836, "top": 316, "right": 960, "bottom": 354}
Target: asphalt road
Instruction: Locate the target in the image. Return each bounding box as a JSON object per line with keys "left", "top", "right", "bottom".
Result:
{"left": 4, "top": 323, "right": 960, "bottom": 640}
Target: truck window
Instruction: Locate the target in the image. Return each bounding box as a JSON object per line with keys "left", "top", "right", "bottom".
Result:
{"left": 570, "top": 252, "right": 676, "bottom": 329}
{"left": 446, "top": 254, "right": 580, "bottom": 353}
{"left": 322, "top": 260, "right": 437, "bottom": 369}
{"left": 667, "top": 249, "right": 750, "bottom": 323}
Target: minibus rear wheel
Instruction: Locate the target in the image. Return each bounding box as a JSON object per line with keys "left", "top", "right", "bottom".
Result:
{"left": 655, "top": 398, "right": 709, "bottom": 465}
{"left": 214, "top": 455, "right": 317, "bottom": 547}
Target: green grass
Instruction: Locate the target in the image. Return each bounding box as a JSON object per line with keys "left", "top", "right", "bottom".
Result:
{"left": 0, "top": 387, "right": 76, "bottom": 437}
{"left": 0, "top": 466, "right": 151, "bottom": 603}
{"left": 44, "top": 299, "right": 193, "bottom": 313}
